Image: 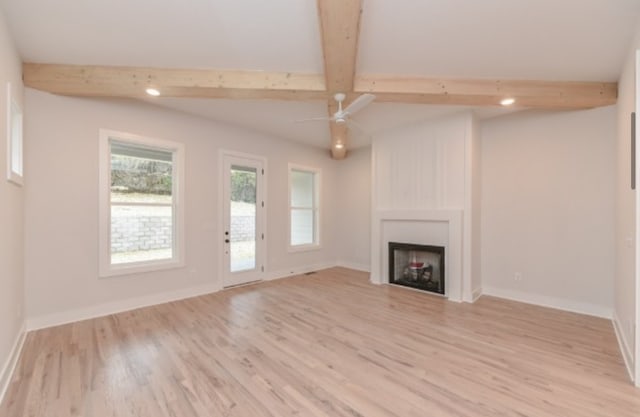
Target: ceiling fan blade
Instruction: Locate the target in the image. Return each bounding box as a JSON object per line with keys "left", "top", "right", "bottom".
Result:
{"left": 346, "top": 119, "right": 370, "bottom": 137}
{"left": 343, "top": 93, "right": 375, "bottom": 116}
{"left": 294, "top": 116, "right": 332, "bottom": 123}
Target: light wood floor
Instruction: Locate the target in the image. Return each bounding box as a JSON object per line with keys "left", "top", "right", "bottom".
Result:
{"left": 2, "top": 267, "right": 639, "bottom": 417}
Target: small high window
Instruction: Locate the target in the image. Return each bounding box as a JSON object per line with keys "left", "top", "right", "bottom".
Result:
{"left": 6, "top": 83, "right": 23, "bottom": 185}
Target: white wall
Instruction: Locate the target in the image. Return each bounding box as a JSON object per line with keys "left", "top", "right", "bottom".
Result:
{"left": 336, "top": 146, "right": 371, "bottom": 271}
{"left": 481, "top": 107, "right": 616, "bottom": 318}
{"left": 24, "top": 89, "right": 341, "bottom": 326}
{"left": 0, "top": 9, "right": 25, "bottom": 398}
{"left": 615, "top": 22, "right": 640, "bottom": 383}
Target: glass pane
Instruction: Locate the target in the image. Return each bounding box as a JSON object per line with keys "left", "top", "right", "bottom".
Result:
{"left": 110, "top": 141, "right": 173, "bottom": 204}
{"left": 230, "top": 166, "right": 257, "bottom": 272}
{"left": 111, "top": 205, "right": 173, "bottom": 264}
{"left": 10, "top": 100, "right": 23, "bottom": 176}
{"left": 291, "top": 208, "right": 314, "bottom": 246}
{"left": 291, "top": 170, "right": 314, "bottom": 207}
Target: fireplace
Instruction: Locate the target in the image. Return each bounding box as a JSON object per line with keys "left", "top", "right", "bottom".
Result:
{"left": 388, "top": 242, "right": 445, "bottom": 295}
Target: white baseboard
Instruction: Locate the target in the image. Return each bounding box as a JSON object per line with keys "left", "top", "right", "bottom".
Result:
{"left": 482, "top": 286, "right": 612, "bottom": 319}
{"left": 27, "top": 262, "right": 349, "bottom": 331}
{"left": 336, "top": 261, "right": 371, "bottom": 273}
{"left": 612, "top": 311, "right": 635, "bottom": 383}
{"left": 0, "top": 321, "right": 26, "bottom": 405}
{"left": 27, "top": 282, "right": 221, "bottom": 331}
{"left": 264, "top": 262, "right": 338, "bottom": 281}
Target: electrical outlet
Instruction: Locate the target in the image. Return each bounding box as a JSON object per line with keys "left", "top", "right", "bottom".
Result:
{"left": 514, "top": 272, "right": 523, "bottom": 281}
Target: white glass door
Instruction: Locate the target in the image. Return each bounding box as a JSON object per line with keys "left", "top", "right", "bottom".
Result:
{"left": 222, "top": 153, "right": 265, "bottom": 287}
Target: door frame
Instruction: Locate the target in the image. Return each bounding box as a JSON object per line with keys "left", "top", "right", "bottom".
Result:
{"left": 218, "top": 149, "right": 268, "bottom": 287}
{"left": 635, "top": 50, "right": 640, "bottom": 387}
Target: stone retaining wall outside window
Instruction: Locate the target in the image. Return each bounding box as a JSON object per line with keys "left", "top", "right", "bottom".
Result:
{"left": 111, "top": 214, "right": 257, "bottom": 253}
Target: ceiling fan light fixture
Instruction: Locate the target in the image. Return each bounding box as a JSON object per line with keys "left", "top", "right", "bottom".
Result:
{"left": 500, "top": 97, "right": 515, "bottom": 106}
{"left": 334, "top": 142, "right": 344, "bottom": 149}
{"left": 145, "top": 88, "right": 161, "bottom": 97}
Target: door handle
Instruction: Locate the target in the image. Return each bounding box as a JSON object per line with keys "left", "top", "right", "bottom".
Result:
{"left": 225, "top": 239, "right": 230, "bottom": 243}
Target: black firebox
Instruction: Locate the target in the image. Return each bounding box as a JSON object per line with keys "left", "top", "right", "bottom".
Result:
{"left": 388, "top": 242, "right": 445, "bottom": 295}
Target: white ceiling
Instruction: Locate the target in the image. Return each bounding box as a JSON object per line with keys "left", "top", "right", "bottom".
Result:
{"left": 358, "top": 0, "right": 640, "bottom": 81}
{"left": 1, "top": 0, "right": 324, "bottom": 72}
{"left": 2, "top": 0, "right": 639, "bottom": 150}
{"left": 153, "top": 97, "right": 507, "bottom": 149}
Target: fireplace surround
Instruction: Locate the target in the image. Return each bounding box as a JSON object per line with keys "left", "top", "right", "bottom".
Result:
{"left": 371, "top": 209, "right": 467, "bottom": 301}
{"left": 389, "top": 242, "right": 445, "bottom": 295}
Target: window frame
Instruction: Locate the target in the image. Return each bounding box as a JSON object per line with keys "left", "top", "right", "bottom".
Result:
{"left": 288, "top": 163, "right": 321, "bottom": 252}
{"left": 98, "top": 129, "right": 185, "bottom": 277}
{"left": 6, "top": 82, "right": 23, "bottom": 186}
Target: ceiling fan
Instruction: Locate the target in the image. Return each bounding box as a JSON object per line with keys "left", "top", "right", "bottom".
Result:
{"left": 296, "top": 92, "right": 376, "bottom": 134}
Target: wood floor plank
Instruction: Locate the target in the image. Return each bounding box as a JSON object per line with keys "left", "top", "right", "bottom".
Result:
{"left": 1, "top": 267, "right": 639, "bottom": 417}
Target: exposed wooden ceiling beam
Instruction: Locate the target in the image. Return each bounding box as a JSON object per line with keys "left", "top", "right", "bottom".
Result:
{"left": 327, "top": 101, "right": 347, "bottom": 159}
{"left": 24, "top": 63, "right": 618, "bottom": 109}
{"left": 23, "top": 63, "right": 327, "bottom": 100}
{"left": 317, "top": 0, "right": 362, "bottom": 94}
{"left": 354, "top": 75, "right": 617, "bottom": 109}
{"left": 317, "top": 0, "right": 363, "bottom": 159}
{"left": 328, "top": 123, "right": 348, "bottom": 159}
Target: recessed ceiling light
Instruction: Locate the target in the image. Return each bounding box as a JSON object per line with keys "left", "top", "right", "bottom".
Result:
{"left": 335, "top": 142, "right": 344, "bottom": 149}
{"left": 500, "top": 97, "right": 515, "bottom": 106}
{"left": 145, "top": 88, "right": 160, "bottom": 97}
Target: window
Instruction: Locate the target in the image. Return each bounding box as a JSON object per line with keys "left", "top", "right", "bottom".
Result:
{"left": 6, "top": 82, "right": 23, "bottom": 186}
{"left": 289, "top": 164, "right": 320, "bottom": 250}
{"left": 99, "top": 130, "right": 184, "bottom": 277}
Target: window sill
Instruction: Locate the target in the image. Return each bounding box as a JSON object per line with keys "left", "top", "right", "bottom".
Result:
{"left": 288, "top": 243, "right": 322, "bottom": 253}
{"left": 99, "top": 258, "right": 184, "bottom": 278}
{"left": 7, "top": 171, "right": 23, "bottom": 186}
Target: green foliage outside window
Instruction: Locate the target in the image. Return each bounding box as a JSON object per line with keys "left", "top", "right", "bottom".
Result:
{"left": 111, "top": 155, "right": 172, "bottom": 195}
{"left": 231, "top": 169, "right": 256, "bottom": 204}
